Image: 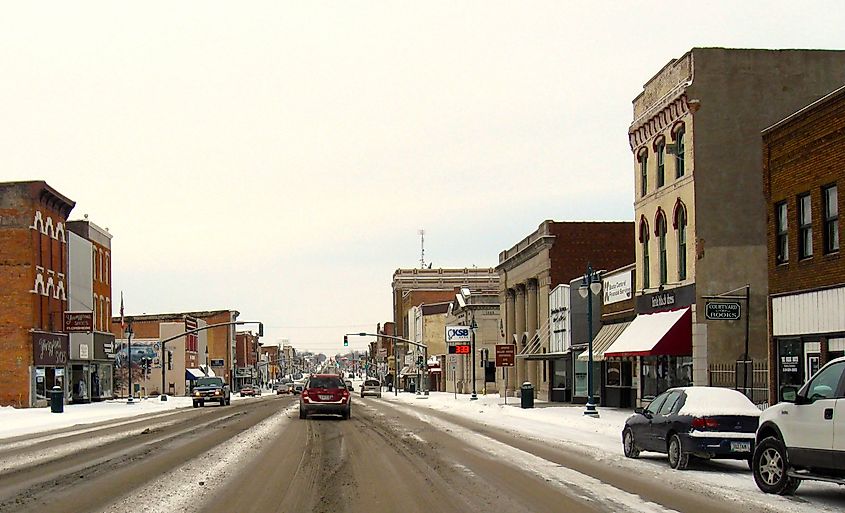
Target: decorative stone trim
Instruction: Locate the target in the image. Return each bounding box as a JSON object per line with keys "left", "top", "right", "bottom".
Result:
{"left": 629, "top": 94, "right": 690, "bottom": 150}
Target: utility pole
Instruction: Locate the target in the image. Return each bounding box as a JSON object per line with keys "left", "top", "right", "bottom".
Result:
{"left": 126, "top": 319, "right": 134, "bottom": 404}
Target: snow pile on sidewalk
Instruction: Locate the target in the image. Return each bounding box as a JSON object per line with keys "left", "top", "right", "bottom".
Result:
{"left": 0, "top": 394, "right": 258, "bottom": 440}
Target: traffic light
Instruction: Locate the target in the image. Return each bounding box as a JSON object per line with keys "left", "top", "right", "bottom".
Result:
{"left": 167, "top": 350, "right": 173, "bottom": 370}
{"left": 343, "top": 335, "right": 348, "bottom": 347}
{"left": 258, "top": 322, "right": 264, "bottom": 337}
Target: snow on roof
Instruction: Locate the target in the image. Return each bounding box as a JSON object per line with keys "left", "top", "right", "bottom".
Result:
{"left": 677, "top": 387, "right": 761, "bottom": 417}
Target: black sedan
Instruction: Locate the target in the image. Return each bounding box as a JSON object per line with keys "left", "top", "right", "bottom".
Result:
{"left": 622, "top": 386, "right": 760, "bottom": 470}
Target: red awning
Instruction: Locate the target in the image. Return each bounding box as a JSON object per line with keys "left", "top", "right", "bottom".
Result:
{"left": 604, "top": 308, "right": 692, "bottom": 358}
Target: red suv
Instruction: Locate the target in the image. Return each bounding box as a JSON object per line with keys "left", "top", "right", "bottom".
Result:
{"left": 299, "top": 374, "right": 351, "bottom": 420}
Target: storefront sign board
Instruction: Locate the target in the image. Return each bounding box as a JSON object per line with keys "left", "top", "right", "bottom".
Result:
{"left": 495, "top": 344, "right": 516, "bottom": 367}
{"left": 32, "top": 331, "right": 69, "bottom": 366}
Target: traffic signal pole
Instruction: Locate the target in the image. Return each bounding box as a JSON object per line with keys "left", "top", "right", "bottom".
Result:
{"left": 155, "top": 320, "right": 263, "bottom": 401}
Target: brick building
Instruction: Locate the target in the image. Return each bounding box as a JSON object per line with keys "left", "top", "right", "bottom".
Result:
{"left": 66, "top": 218, "right": 115, "bottom": 403}
{"left": 235, "top": 330, "right": 261, "bottom": 389}
{"left": 497, "top": 220, "right": 634, "bottom": 401}
{"left": 0, "top": 181, "right": 75, "bottom": 407}
{"left": 623, "top": 48, "right": 845, "bottom": 404}
{"left": 763, "top": 83, "right": 845, "bottom": 402}
{"left": 110, "top": 309, "right": 239, "bottom": 395}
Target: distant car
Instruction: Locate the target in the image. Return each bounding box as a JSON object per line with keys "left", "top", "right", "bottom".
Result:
{"left": 240, "top": 384, "right": 259, "bottom": 397}
{"left": 192, "top": 377, "right": 231, "bottom": 407}
{"left": 360, "top": 378, "right": 382, "bottom": 398}
{"left": 344, "top": 379, "right": 354, "bottom": 390}
{"left": 276, "top": 382, "right": 292, "bottom": 395}
{"left": 299, "top": 374, "right": 351, "bottom": 420}
{"left": 292, "top": 381, "right": 306, "bottom": 395}
{"left": 622, "top": 386, "right": 760, "bottom": 470}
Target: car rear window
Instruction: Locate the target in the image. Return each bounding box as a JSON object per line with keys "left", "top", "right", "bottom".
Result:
{"left": 308, "top": 376, "right": 343, "bottom": 389}
{"left": 365, "top": 380, "right": 380, "bottom": 386}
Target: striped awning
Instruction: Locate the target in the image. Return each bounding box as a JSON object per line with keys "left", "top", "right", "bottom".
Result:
{"left": 577, "top": 321, "right": 632, "bottom": 362}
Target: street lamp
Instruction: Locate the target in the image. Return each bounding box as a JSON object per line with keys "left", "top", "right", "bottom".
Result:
{"left": 578, "top": 264, "right": 601, "bottom": 418}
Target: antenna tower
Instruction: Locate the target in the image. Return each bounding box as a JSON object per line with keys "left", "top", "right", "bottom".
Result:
{"left": 418, "top": 229, "right": 426, "bottom": 269}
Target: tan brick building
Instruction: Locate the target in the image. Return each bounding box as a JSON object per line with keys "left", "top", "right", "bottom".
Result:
{"left": 623, "top": 48, "right": 845, "bottom": 403}
{"left": 0, "top": 181, "right": 75, "bottom": 407}
{"left": 763, "top": 83, "right": 845, "bottom": 402}
{"left": 497, "top": 220, "right": 634, "bottom": 401}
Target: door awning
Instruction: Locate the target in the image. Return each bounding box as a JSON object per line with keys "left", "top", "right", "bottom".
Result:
{"left": 577, "top": 321, "right": 632, "bottom": 361}
{"left": 603, "top": 308, "right": 692, "bottom": 358}
{"left": 186, "top": 368, "right": 205, "bottom": 380}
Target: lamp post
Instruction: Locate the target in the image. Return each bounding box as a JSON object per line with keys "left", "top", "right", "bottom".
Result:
{"left": 125, "top": 319, "right": 134, "bottom": 404}
{"left": 470, "top": 316, "right": 478, "bottom": 400}
{"left": 578, "top": 264, "right": 601, "bottom": 418}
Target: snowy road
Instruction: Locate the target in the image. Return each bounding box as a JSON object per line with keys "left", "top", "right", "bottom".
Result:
{"left": 1, "top": 394, "right": 843, "bottom": 512}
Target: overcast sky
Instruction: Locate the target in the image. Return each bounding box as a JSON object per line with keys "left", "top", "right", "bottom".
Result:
{"left": 2, "top": 2, "right": 843, "bottom": 353}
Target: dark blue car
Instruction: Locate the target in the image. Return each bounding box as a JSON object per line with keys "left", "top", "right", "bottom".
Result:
{"left": 622, "top": 386, "right": 760, "bottom": 470}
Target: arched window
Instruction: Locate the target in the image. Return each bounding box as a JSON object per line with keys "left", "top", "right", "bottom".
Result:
{"left": 93, "top": 293, "right": 99, "bottom": 328}
{"left": 93, "top": 251, "right": 98, "bottom": 283}
{"left": 639, "top": 217, "right": 650, "bottom": 290}
{"left": 638, "top": 148, "right": 649, "bottom": 197}
{"left": 106, "top": 298, "right": 111, "bottom": 331}
{"left": 105, "top": 253, "right": 110, "bottom": 285}
{"left": 674, "top": 126, "right": 685, "bottom": 178}
{"left": 98, "top": 249, "right": 104, "bottom": 282}
{"left": 655, "top": 210, "right": 668, "bottom": 286}
{"left": 654, "top": 137, "right": 666, "bottom": 188}
{"left": 674, "top": 201, "right": 688, "bottom": 281}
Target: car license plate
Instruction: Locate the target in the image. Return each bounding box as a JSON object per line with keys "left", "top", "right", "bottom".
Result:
{"left": 319, "top": 394, "right": 332, "bottom": 400}
{"left": 730, "top": 441, "right": 751, "bottom": 452}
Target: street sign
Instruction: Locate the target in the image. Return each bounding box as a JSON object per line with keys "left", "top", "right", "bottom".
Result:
{"left": 447, "top": 354, "right": 458, "bottom": 371}
{"left": 495, "top": 344, "right": 516, "bottom": 367}
{"left": 705, "top": 301, "right": 741, "bottom": 320}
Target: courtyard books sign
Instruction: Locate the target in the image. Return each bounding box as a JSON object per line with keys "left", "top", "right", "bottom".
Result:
{"left": 495, "top": 344, "right": 516, "bottom": 367}
{"left": 705, "top": 301, "right": 741, "bottom": 320}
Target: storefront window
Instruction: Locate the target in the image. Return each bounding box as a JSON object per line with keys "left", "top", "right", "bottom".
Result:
{"left": 552, "top": 364, "right": 567, "bottom": 390}
{"left": 574, "top": 358, "right": 588, "bottom": 397}
{"left": 606, "top": 361, "right": 621, "bottom": 386}
{"left": 641, "top": 355, "right": 692, "bottom": 400}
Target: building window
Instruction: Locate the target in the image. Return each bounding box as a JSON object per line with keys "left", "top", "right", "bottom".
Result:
{"left": 674, "top": 128, "right": 685, "bottom": 178}
{"left": 639, "top": 150, "right": 648, "bottom": 197}
{"left": 657, "top": 213, "right": 668, "bottom": 285}
{"left": 105, "top": 254, "right": 110, "bottom": 284}
{"left": 775, "top": 202, "right": 788, "bottom": 264}
{"left": 656, "top": 141, "right": 665, "bottom": 188}
{"left": 98, "top": 249, "right": 103, "bottom": 282}
{"left": 798, "top": 193, "right": 813, "bottom": 259}
{"left": 640, "top": 220, "right": 650, "bottom": 290}
{"left": 93, "top": 251, "right": 98, "bottom": 283}
{"left": 823, "top": 185, "right": 838, "bottom": 254}
{"left": 675, "top": 205, "right": 687, "bottom": 281}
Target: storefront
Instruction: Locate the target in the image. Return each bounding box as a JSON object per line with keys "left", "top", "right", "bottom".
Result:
{"left": 772, "top": 287, "right": 845, "bottom": 402}
{"left": 578, "top": 321, "right": 634, "bottom": 407}
{"left": 32, "top": 331, "right": 69, "bottom": 407}
{"left": 69, "top": 331, "right": 115, "bottom": 403}
{"left": 604, "top": 307, "right": 693, "bottom": 405}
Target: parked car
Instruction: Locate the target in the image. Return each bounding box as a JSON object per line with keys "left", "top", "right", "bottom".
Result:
{"left": 192, "top": 377, "right": 231, "bottom": 407}
{"left": 753, "top": 356, "right": 845, "bottom": 495}
{"left": 360, "top": 378, "right": 382, "bottom": 398}
{"left": 622, "top": 386, "right": 760, "bottom": 470}
{"left": 299, "top": 374, "right": 351, "bottom": 420}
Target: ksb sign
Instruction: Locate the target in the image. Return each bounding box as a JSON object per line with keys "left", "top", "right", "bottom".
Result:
{"left": 445, "top": 325, "right": 471, "bottom": 343}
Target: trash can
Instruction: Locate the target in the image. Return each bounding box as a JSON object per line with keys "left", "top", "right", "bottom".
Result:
{"left": 50, "top": 386, "right": 64, "bottom": 413}
{"left": 408, "top": 381, "right": 416, "bottom": 393}
{"left": 520, "top": 382, "right": 534, "bottom": 409}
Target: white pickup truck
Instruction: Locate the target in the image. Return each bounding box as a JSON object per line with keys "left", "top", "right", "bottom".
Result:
{"left": 753, "top": 355, "right": 845, "bottom": 494}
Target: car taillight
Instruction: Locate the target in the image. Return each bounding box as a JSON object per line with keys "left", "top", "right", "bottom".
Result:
{"left": 691, "top": 417, "right": 719, "bottom": 430}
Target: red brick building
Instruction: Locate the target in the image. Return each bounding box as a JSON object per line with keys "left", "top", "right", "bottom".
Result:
{"left": 763, "top": 83, "right": 845, "bottom": 402}
{"left": 0, "top": 181, "right": 75, "bottom": 407}
{"left": 235, "top": 330, "right": 261, "bottom": 388}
